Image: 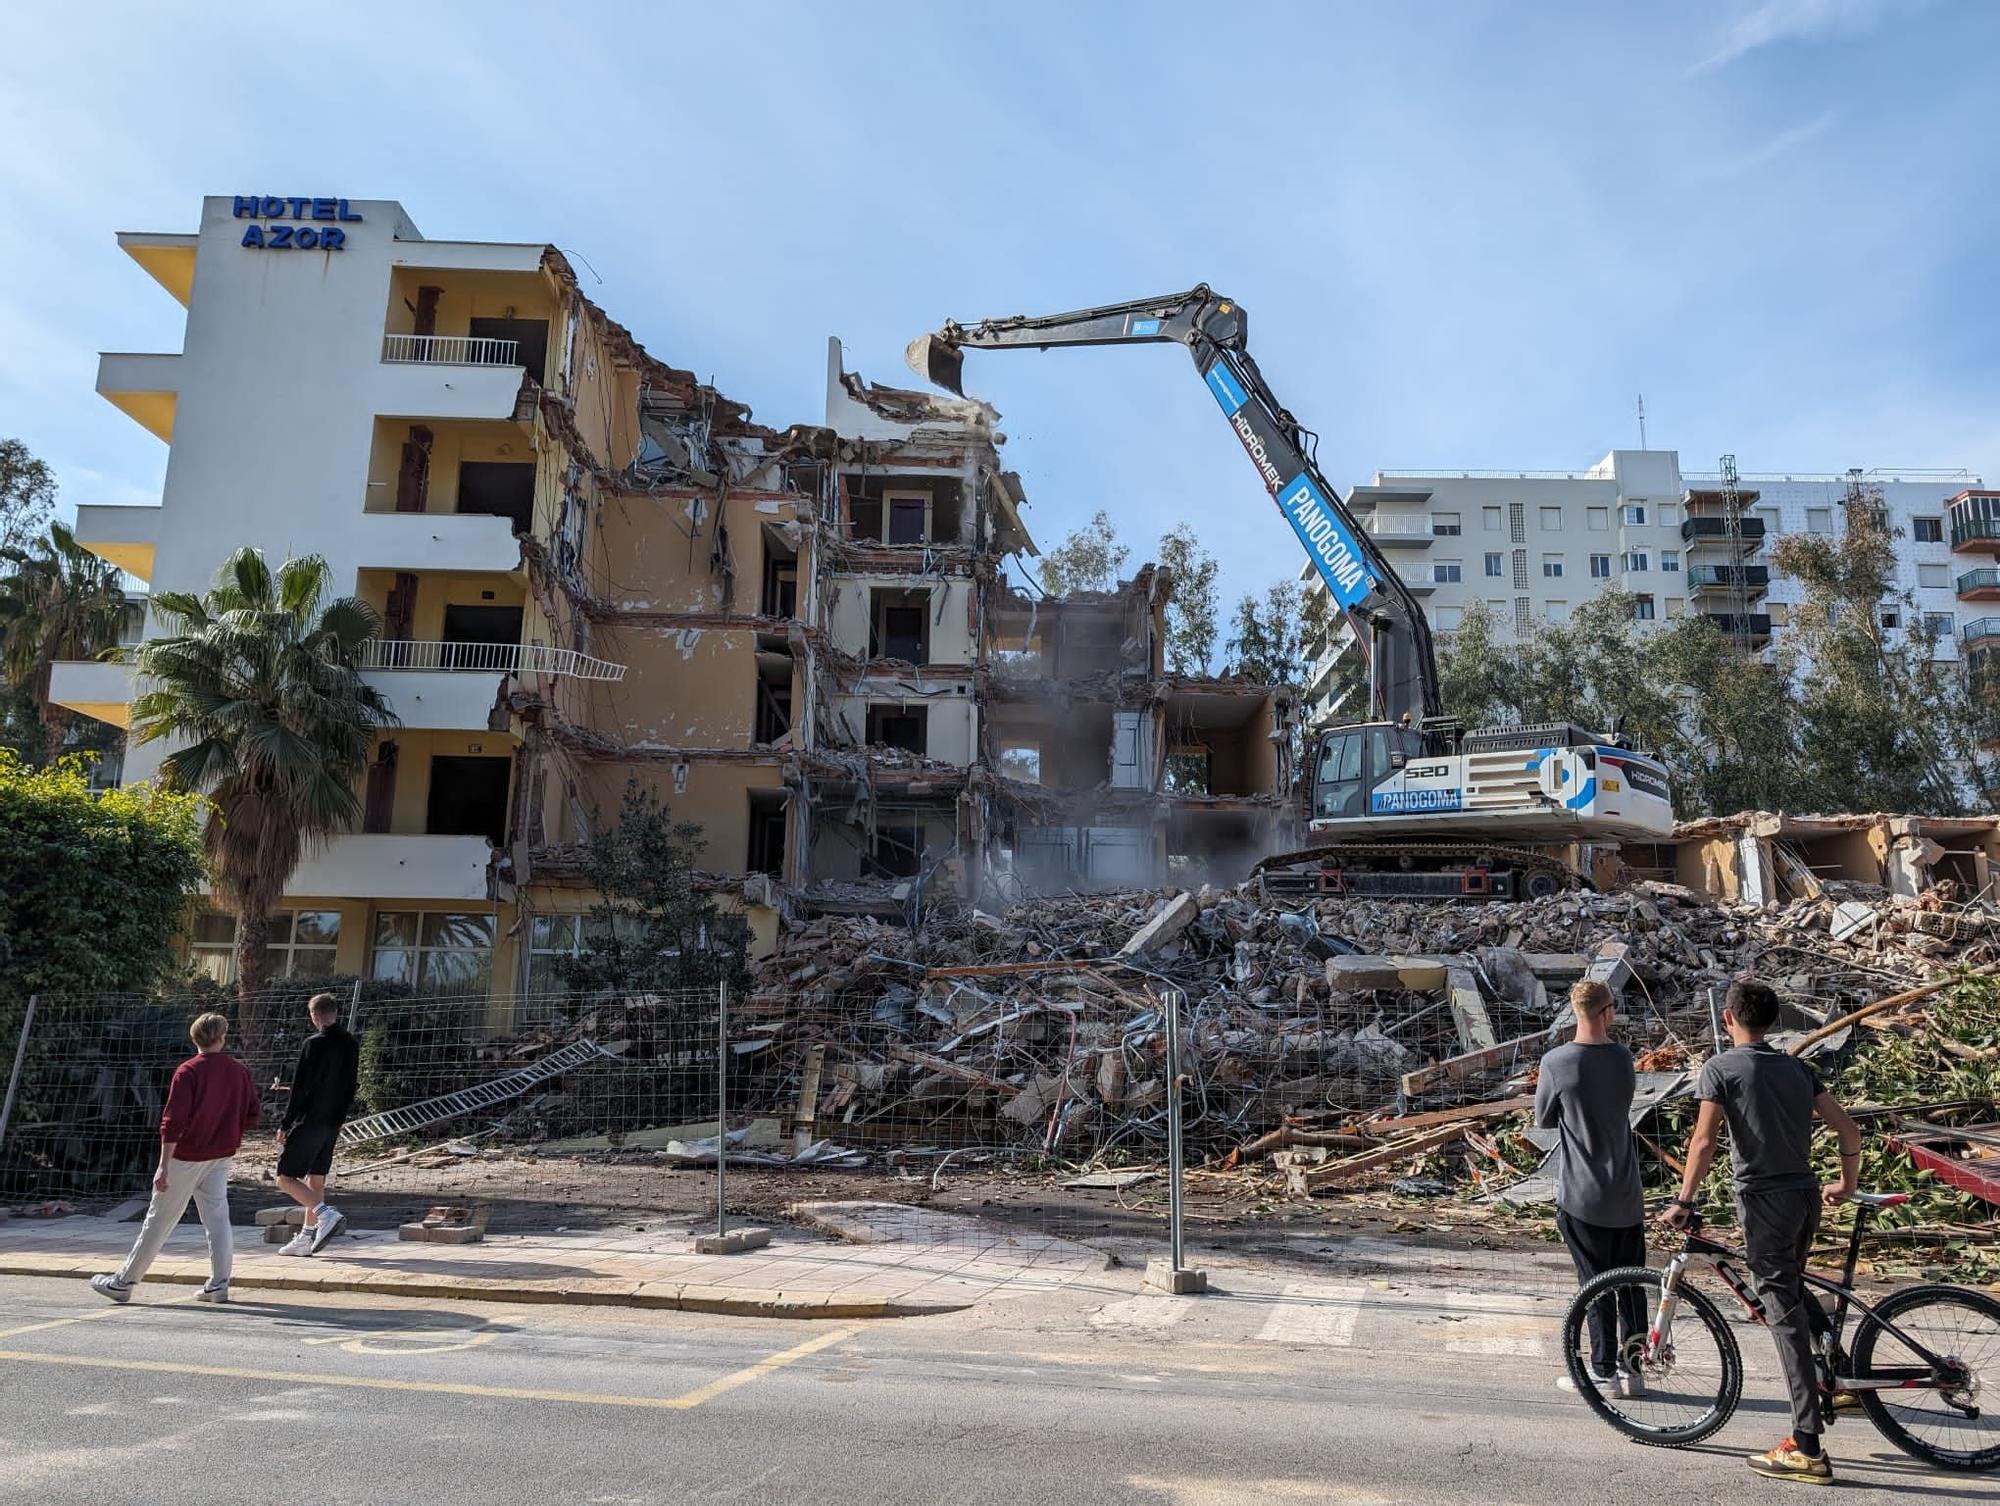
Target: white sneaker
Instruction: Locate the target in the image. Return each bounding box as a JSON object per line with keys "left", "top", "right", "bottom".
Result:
{"left": 310, "top": 1205, "right": 345, "bottom": 1252}
{"left": 195, "top": 1282, "right": 229, "bottom": 1303}
{"left": 91, "top": 1274, "right": 132, "bottom": 1303}
{"left": 279, "top": 1230, "right": 315, "bottom": 1256}
{"left": 1558, "top": 1369, "right": 1617, "bottom": 1394}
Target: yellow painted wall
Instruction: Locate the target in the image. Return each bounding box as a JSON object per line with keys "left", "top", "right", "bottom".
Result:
{"left": 590, "top": 492, "right": 802, "bottom": 616}
{"left": 364, "top": 419, "right": 540, "bottom": 518}
{"left": 585, "top": 624, "right": 761, "bottom": 747}
{"left": 824, "top": 575, "right": 975, "bottom": 664}
{"left": 369, "top": 730, "right": 518, "bottom": 835}
{"left": 578, "top": 759, "right": 786, "bottom": 877}
{"left": 358, "top": 569, "right": 526, "bottom": 640}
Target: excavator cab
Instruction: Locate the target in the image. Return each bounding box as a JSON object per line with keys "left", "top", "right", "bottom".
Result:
{"left": 1311, "top": 723, "right": 1426, "bottom": 820}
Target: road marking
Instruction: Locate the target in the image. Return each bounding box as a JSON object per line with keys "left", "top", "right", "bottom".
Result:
{"left": 0, "top": 1290, "right": 199, "bottom": 1340}
{"left": 1090, "top": 1295, "right": 1193, "bottom": 1333}
{"left": 1443, "top": 1290, "right": 1544, "bottom": 1357}
{"left": 0, "top": 1325, "right": 861, "bottom": 1412}
{"left": 302, "top": 1326, "right": 498, "bottom": 1356}
{"left": 1255, "top": 1283, "right": 1364, "bottom": 1348}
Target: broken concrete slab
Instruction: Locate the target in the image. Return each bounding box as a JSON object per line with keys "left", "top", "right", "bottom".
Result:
{"left": 1117, "top": 891, "right": 1199, "bottom": 959}
{"left": 1325, "top": 954, "right": 1449, "bottom": 993}
{"left": 690, "top": 1226, "right": 774, "bottom": 1255}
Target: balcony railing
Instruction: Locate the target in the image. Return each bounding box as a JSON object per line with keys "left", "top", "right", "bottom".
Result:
{"left": 1957, "top": 569, "right": 2000, "bottom": 598}
{"left": 381, "top": 334, "right": 521, "bottom": 367}
{"left": 1702, "top": 612, "right": 1774, "bottom": 639}
{"left": 359, "top": 640, "right": 625, "bottom": 681}
{"left": 1951, "top": 519, "right": 2000, "bottom": 553}
{"left": 1962, "top": 618, "right": 2000, "bottom": 647}
{"left": 1687, "top": 564, "right": 1771, "bottom": 593}
{"left": 1681, "top": 516, "right": 1767, "bottom": 546}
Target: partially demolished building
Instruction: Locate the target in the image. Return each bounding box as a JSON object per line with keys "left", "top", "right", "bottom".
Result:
{"left": 54, "top": 196, "right": 1300, "bottom": 994}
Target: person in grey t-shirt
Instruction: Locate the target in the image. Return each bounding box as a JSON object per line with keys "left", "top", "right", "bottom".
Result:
{"left": 1536, "top": 978, "right": 1645, "bottom": 1394}
{"left": 1661, "top": 978, "right": 1864, "bottom": 1486}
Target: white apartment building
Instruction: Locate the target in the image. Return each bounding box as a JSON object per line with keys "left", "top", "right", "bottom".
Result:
{"left": 1300, "top": 448, "right": 1983, "bottom": 727}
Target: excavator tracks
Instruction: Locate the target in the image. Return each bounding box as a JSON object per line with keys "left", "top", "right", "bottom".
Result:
{"left": 1251, "top": 841, "right": 1581, "bottom": 901}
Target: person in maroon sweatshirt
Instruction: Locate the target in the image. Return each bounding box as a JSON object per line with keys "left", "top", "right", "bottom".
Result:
{"left": 92, "top": 1012, "right": 261, "bottom": 1304}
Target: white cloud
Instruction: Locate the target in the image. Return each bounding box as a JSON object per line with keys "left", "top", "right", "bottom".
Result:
{"left": 1709, "top": 109, "right": 1841, "bottom": 177}
{"left": 1690, "top": 0, "right": 1927, "bottom": 75}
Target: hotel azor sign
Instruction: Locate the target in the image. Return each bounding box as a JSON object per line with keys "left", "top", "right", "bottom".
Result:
{"left": 234, "top": 196, "right": 363, "bottom": 250}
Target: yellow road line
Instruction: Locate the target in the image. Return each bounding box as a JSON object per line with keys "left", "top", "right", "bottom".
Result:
{"left": 0, "top": 1290, "right": 198, "bottom": 1340}
{"left": 0, "top": 1325, "right": 860, "bottom": 1411}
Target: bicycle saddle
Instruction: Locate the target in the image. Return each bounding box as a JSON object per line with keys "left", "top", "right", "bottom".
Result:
{"left": 1850, "top": 1191, "right": 1910, "bottom": 1207}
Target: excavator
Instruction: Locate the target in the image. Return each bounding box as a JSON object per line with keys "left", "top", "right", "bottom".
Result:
{"left": 907, "top": 285, "right": 1674, "bottom": 899}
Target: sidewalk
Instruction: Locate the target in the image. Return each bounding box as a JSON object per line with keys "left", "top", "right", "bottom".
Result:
{"left": 0, "top": 1200, "right": 1109, "bottom": 1319}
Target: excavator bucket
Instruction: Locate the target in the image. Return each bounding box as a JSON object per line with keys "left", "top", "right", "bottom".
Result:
{"left": 905, "top": 332, "right": 966, "bottom": 397}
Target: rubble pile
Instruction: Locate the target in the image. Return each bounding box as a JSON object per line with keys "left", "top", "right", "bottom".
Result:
{"left": 729, "top": 881, "right": 2000, "bottom": 1165}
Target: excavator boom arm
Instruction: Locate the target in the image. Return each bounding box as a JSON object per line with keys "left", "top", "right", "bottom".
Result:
{"left": 908, "top": 286, "right": 1442, "bottom": 724}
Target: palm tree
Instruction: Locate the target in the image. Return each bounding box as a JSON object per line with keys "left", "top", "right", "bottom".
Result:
{"left": 131, "top": 549, "right": 395, "bottom": 1040}
{"left": 0, "top": 522, "right": 130, "bottom": 758}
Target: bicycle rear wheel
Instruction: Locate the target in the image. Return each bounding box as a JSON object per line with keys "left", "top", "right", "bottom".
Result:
{"left": 1563, "top": 1266, "right": 1742, "bottom": 1447}
{"left": 1852, "top": 1283, "right": 2000, "bottom": 1471}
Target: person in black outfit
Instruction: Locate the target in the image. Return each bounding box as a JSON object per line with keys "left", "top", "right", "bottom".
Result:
{"left": 275, "top": 993, "right": 361, "bottom": 1255}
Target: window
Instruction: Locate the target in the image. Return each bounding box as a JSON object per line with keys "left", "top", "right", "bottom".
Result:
{"left": 1484, "top": 552, "right": 1503, "bottom": 577}
{"left": 1432, "top": 512, "right": 1461, "bottom": 536}
{"left": 1433, "top": 561, "right": 1462, "bottom": 584}
{"left": 1632, "top": 594, "right": 1656, "bottom": 621}
{"left": 1881, "top": 609, "right": 1901, "bottom": 630}
{"left": 1925, "top": 612, "right": 1956, "bottom": 642}
{"left": 1658, "top": 503, "right": 1680, "bottom": 527}
{"left": 1914, "top": 516, "right": 1943, "bottom": 544}
{"left": 1807, "top": 508, "right": 1834, "bottom": 535}
{"left": 1621, "top": 504, "right": 1647, "bottom": 526}
{"left": 1542, "top": 555, "right": 1563, "bottom": 578}
{"left": 870, "top": 587, "right": 930, "bottom": 662}
{"left": 1538, "top": 506, "right": 1562, "bottom": 531}
{"left": 1660, "top": 550, "right": 1681, "bottom": 573}
{"left": 188, "top": 909, "right": 341, "bottom": 984}
{"left": 1624, "top": 551, "right": 1650, "bottom": 572}
{"left": 866, "top": 703, "right": 928, "bottom": 754}
{"left": 1482, "top": 505, "right": 1502, "bottom": 531}
{"left": 1434, "top": 604, "right": 1463, "bottom": 631}
{"left": 1546, "top": 600, "right": 1570, "bottom": 624}
{"left": 371, "top": 911, "right": 495, "bottom": 992}
{"left": 525, "top": 913, "right": 650, "bottom": 995}
{"left": 1589, "top": 554, "right": 1613, "bottom": 579}
{"left": 1919, "top": 563, "right": 1949, "bottom": 588}
{"left": 1665, "top": 598, "right": 1684, "bottom": 620}
{"left": 1587, "top": 508, "right": 1609, "bottom": 532}
{"left": 1757, "top": 508, "right": 1781, "bottom": 535}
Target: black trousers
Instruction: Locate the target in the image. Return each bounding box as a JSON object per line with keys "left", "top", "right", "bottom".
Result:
{"left": 1557, "top": 1210, "right": 1647, "bottom": 1375}
{"left": 1740, "top": 1185, "right": 1829, "bottom": 1443}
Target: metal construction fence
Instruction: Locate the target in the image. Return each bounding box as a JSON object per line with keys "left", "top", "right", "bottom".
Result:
{"left": 0, "top": 981, "right": 1231, "bottom": 1264}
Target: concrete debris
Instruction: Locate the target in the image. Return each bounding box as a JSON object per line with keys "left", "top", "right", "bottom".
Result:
{"left": 726, "top": 878, "right": 2000, "bottom": 1177}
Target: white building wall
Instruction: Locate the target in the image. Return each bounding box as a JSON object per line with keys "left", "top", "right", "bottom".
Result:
{"left": 1302, "top": 449, "right": 1984, "bottom": 727}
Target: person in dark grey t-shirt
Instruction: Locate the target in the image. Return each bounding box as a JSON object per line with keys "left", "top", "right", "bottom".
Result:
{"left": 1661, "top": 978, "right": 1864, "bottom": 1486}
{"left": 1536, "top": 978, "right": 1646, "bottom": 1395}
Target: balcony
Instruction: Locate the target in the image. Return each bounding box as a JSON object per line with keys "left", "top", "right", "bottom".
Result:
{"left": 1702, "top": 612, "right": 1774, "bottom": 644}
{"left": 375, "top": 336, "right": 530, "bottom": 423}
{"left": 96, "top": 352, "right": 182, "bottom": 442}
{"left": 1951, "top": 518, "right": 2000, "bottom": 556}
{"left": 360, "top": 640, "right": 625, "bottom": 680}
{"left": 286, "top": 834, "right": 492, "bottom": 903}
{"left": 1687, "top": 563, "right": 1771, "bottom": 597}
{"left": 47, "top": 658, "right": 135, "bottom": 727}
{"left": 72, "top": 502, "right": 163, "bottom": 581}
{"left": 1365, "top": 521, "right": 1435, "bottom": 549}
{"left": 355, "top": 511, "right": 523, "bottom": 573}
{"left": 1963, "top": 618, "right": 2000, "bottom": 649}
{"left": 1958, "top": 569, "right": 2000, "bottom": 603}
{"left": 1681, "top": 516, "right": 1766, "bottom": 549}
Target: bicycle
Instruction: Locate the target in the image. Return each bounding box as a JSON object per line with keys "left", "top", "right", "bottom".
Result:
{"left": 1562, "top": 1190, "right": 2000, "bottom": 1471}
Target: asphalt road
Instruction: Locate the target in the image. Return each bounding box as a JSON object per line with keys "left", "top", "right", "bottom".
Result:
{"left": 0, "top": 1268, "right": 1992, "bottom": 1505}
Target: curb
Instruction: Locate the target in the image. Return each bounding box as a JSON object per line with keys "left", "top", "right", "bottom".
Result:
{"left": 0, "top": 1259, "right": 965, "bottom": 1320}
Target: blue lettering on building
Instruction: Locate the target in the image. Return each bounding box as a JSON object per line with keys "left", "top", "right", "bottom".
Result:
{"left": 234, "top": 195, "right": 362, "bottom": 250}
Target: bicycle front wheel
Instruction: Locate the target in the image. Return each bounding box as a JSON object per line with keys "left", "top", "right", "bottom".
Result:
{"left": 1563, "top": 1266, "right": 1742, "bottom": 1447}
{"left": 1852, "top": 1283, "right": 2000, "bottom": 1471}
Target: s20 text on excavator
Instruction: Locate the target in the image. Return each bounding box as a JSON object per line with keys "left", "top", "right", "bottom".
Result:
{"left": 908, "top": 285, "right": 1673, "bottom": 899}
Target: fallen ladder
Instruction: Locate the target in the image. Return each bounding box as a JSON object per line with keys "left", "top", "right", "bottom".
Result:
{"left": 337, "top": 1039, "right": 615, "bottom": 1147}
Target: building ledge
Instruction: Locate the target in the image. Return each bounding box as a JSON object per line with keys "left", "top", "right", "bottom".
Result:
{"left": 96, "top": 352, "right": 182, "bottom": 442}
{"left": 73, "top": 502, "right": 163, "bottom": 582}
{"left": 116, "top": 232, "right": 198, "bottom": 307}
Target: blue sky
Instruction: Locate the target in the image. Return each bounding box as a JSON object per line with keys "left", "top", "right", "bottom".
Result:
{"left": 2, "top": 0, "right": 1994, "bottom": 613}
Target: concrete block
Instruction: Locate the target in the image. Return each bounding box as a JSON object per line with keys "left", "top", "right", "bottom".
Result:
{"left": 1144, "top": 1258, "right": 1209, "bottom": 1295}
{"left": 690, "top": 1226, "right": 773, "bottom": 1255}
{"left": 256, "top": 1205, "right": 304, "bottom": 1228}
{"left": 1326, "top": 954, "right": 1448, "bottom": 994}
{"left": 1117, "top": 892, "right": 1199, "bottom": 959}
{"left": 398, "top": 1222, "right": 483, "bottom": 1244}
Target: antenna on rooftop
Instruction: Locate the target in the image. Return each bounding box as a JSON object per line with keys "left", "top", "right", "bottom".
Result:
{"left": 1637, "top": 394, "right": 1648, "bottom": 450}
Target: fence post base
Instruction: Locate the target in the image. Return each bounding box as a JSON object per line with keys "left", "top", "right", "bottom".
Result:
{"left": 691, "top": 1225, "right": 773, "bottom": 1255}
{"left": 1144, "top": 1258, "right": 1209, "bottom": 1295}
